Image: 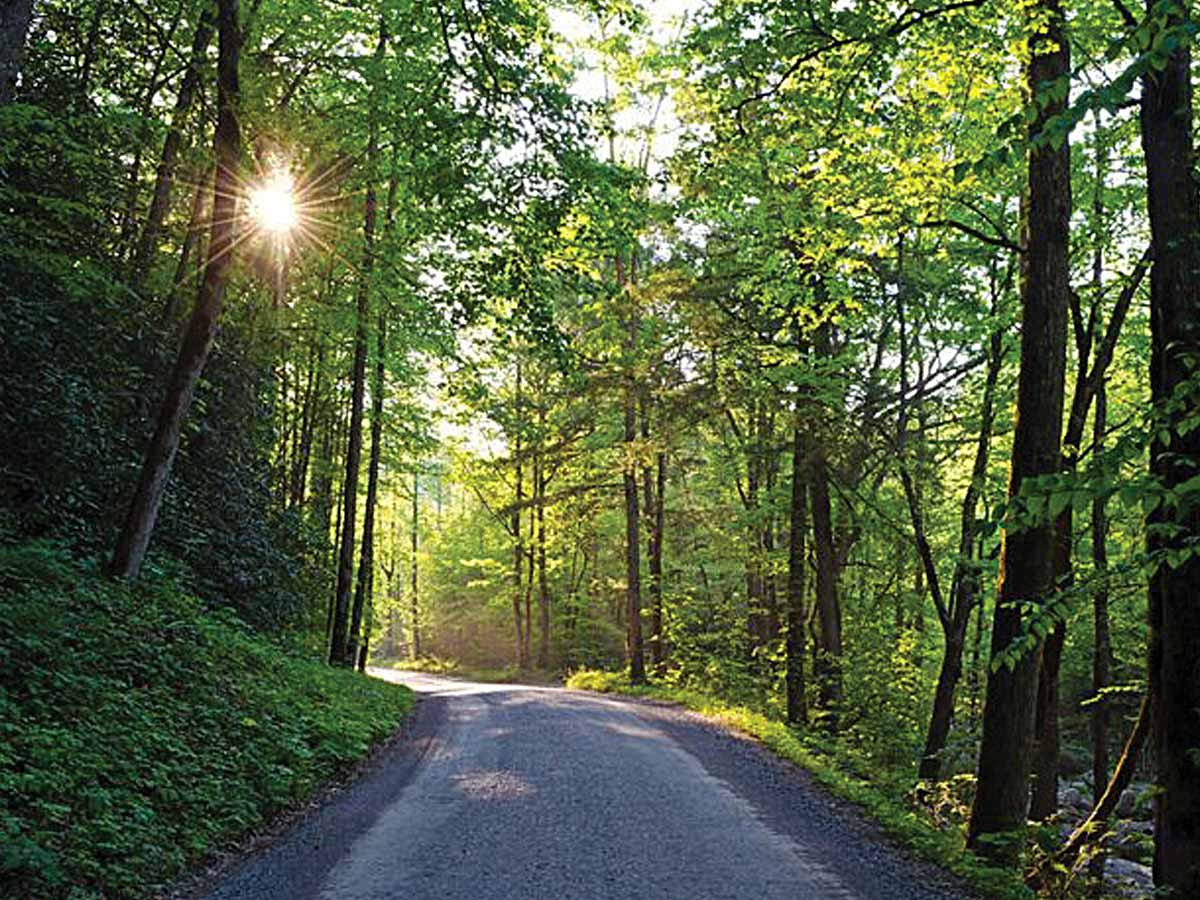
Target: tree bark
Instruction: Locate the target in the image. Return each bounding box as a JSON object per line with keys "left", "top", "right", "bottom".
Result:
{"left": 968, "top": 0, "right": 1070, "bottom": 860}
{"left": 411, "top": 470, "right": 421, "bottom": 658}
{"left": 620, "top": 258, "right": 645, "bottom": 684}
{"left": 349, "top": 312, "right": 386, "bottom": 667}
{"left": 809, "top": 442, "right": 841, "bottom": 723}
{"left": 1138, "top": 4, "right": 1200, "bottom": 891}
{"left": 131, "top": 3, "right": 215, "bottom": 289}
{"left": 917, "top": 317, "right": 1001, "bottom": 780}
{"left": 329, "top": 21, "right": 386, "bottom": 666}
{"left": 512, "top": 360, "right": 526, "bottom": 668}
{"left": 108, "top": 0, "right": 242, "bottom": 581}
{"left": 786, "top": 416, "right": 808, "bottom": 726}
{"left": 536, "top": 433, "right": 550, "bottom": 669}
{"left": 0, "top": 0, "right": 34, "bottom": 105}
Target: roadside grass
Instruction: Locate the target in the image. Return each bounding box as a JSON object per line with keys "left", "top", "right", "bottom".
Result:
{"left": 388, "top": 656, "right": 562, "bottom": 685}
{"left": 0, "top": 541, "right": 414, "bottom": 900}
{"left": 565, "top": 668, "right": 1034, "bottom": 900}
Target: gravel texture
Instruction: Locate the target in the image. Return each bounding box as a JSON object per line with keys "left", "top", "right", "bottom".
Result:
{"left": 194, "top": 671, "right": 979, "bottom": 900}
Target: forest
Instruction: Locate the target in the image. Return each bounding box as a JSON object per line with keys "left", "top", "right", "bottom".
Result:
{"left": 0, "top": 0, "right": 1198, "bottom": 898}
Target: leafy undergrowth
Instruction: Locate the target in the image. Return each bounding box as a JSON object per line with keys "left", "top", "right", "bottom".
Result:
{"left": 389, "top": 656, "right": 562, "bottom": 685}
{"left": 566, "top": 669, "right": 1033, "bottom": 900}
{"left": 0, "top": 542, "right": 414, "bottom": 900}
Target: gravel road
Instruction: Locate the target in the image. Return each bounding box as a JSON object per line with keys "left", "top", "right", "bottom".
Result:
{"left": 197, "top": 671, "right": 977, "bottom": 900}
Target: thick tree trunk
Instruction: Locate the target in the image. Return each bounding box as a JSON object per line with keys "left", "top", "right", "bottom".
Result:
{"left": 131, "top": 3, "right": 215, "bottom": 289}
{"left": 1139, "top": 5, "right": 1200, "bottom": 891}
{"left": 108, "top": 0, "right": 242, "bottom": 581}
{"left": 0, "top": 0, "right": 35, "bottom": 105}
{"left": 968, "top": 0, "right": 1070, "bottom": 860}
{"left": 786, "top": 418, "right": 808, "bottom": 726}
{"left": 329, "top": 21, "right": 386, "bottom": 666}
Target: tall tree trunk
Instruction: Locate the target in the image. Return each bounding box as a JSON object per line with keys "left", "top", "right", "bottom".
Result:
{"left": 535, "top": 433, "right": 550, "bottom": 669}
{"left": 650, "top": 450, "right": 665, "bottom": 669}
{"left": 329, "top": 21, "right": 386, "bottom": 666}
{"left": 349, "top": 312, "right": 386, "bottom": 667}
{"left": 130, "top": 2, "right": 214, "bottom": 288}
{"left": 163, "top": 165, "right": 213, "bottom": 323}
{"left": 0, "top": 0, "right": 35, "bottom": 104}
{"left": 809, "top": 442, "right": 841, "bottom": 722}
{"left": 511, "top": 362, "right": 526, "bottom": 667}
{"left": 620, "top": 259, "right": 645, "bottom": 684}
{"left": 786, "top": 417, "right": 808, "bottom": 726}
{"left": 968, "top": 0, "right": 1070, "bottom": 859}
{"left": 108, "top": 0, "right": 242, "bottom": 581}
{"left": 1139, "top": 4, "right": 1200, "bottom": 892}
{"left": 641, "top": 401, "right": 665, "bottom": 671}
{"left": 411, "top": 471, "right": 421, "bottom": 658}
{"left": 918, "top": 320, "right": 1002, "bottom": 780}
{"left": 1088, "top": 378, "right": 1111, "bottom": 884}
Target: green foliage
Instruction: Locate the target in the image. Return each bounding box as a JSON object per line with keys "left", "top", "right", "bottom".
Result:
{"left": 0, "top": 542, "right": 413, "bottom": 900}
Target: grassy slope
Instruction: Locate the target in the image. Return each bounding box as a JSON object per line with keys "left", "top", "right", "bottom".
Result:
{"left": 566, "top": 669, "right": 1034, "bottom": 900}
{"left": 0, "top": 542, "right": 413, "bottom": 900}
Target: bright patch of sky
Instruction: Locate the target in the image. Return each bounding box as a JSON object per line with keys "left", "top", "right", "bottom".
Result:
{"left": 549, "top": 0, "right": 706, "bottom": 174}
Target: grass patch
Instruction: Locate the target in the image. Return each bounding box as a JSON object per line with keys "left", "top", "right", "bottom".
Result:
{"left": 0, "top": 542, "right": 414, "bottom": 900}
{"left": 389, "top": 656, "right": 561, "bottom": 685}
{"left": 566, "top": 668, "right": 1032, "bottom": 900}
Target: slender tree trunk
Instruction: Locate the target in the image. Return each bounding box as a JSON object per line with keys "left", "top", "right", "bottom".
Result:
{"left": 349, "top": 313, "right": 386, "bottom": 666}
{"left": 620, "top": 259, "right": 645, "bottom": 684}
{"left": 130, "top": 3, "right": 215, "bottom": 289}
{"left": 809, "top": 442, "right": 841, "bottom": 722}
{"left": 329, "top": 21, "right": 386, "bottom": 666}
{"left": 918, "top": 321, "right": 1001, "bottom": 780}
{"left": 968, "top": 0, "right": 1070, "bottom": 859}
{"left": 1034, "top": 696, "right": 1150, "bottom": 886}
{"left": 650, "top": 450, "right": 665, "bottom": 669}
{"left": 0, "top": 0, "right": 35, "bottom": 105}
{"left": 411, "top": 471, "right": 420, "bottom": 658}
{"left": 163, "top": 165, "right": 213, "bottom": 323}
{"left": 108, "top": 0, "right": 242, "bottom": 581}
{"left": 1139, "top": 5, "right": 1200, "bottom": 891}
{"left": 786, "top": 417, "right": 808, "bottom": 726}
{"left": 512, "top": 361, "right": 526, "bottom": 668}
{"left": 535, "top": 435, "right": 550, "bottom": 669}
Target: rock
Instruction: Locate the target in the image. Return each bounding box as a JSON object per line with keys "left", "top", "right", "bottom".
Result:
{"left": 1057, "top": 745, "right": 1090, "bottom": 778}
{"left": 1060, "top": 786, "right": 1085, "bottom": 810}
{"left": 1103, "top": 858, "right": 1153, "bottom": 899}
{"left": 1117, "top": 789, "right": 1137, "bottom": 818}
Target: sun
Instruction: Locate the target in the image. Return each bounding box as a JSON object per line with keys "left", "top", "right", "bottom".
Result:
{"left": 248, "top": 169, "right": 299, "bottom": 235}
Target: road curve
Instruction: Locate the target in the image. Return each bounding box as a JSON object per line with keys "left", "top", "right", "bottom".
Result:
{"left": 197, "top": 671, "right": 976, "bottom": 900}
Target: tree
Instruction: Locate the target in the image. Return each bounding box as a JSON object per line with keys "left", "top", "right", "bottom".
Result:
{"left": 0, "top": 0, "right": 35, "bottom": 104}
{"left": 1137, "top": 2, "right": 1200, "bottom": 891}
{"left": 109, "top": 0, "right": 243, "bottom": 581}
{"left": 967, "top": 0, "right": 1071, "bottom": 859}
